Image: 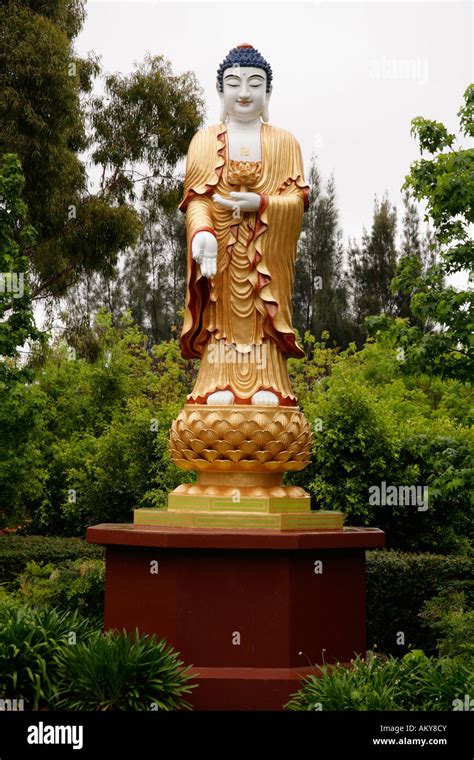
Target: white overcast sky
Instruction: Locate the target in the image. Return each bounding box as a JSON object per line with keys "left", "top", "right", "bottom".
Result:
{"left": 75, "top": 0, "right": 472, "bottom": 268}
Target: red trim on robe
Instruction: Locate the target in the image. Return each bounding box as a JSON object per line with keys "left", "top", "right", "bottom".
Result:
{"left": 180, "top": 227, "right": 215, "bottom": 359}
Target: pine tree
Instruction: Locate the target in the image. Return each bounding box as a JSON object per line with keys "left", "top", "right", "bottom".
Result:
{"left": 62, "top": 200, "right": 187, "bottom": 347}
{"left": 396, "top": 190, "right": 423, "bottom": 318}
{"left": 394, "top": 190, "right": 442, "bottom": 325}
{"left": 121, "top": 202, "right": 187, "bottom": 344}
{"left": 347, "top": 194, "right": 398, "bottom": 344}
{"left": 294, "top": 160, "right": 351, "bottom": 347}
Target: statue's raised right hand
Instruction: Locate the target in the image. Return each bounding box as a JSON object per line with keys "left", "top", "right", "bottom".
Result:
{"left": 192, "top": 230, "right": 218, "bottom": 278}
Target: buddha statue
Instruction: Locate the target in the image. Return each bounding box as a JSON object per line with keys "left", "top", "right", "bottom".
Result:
{"left": 179, "top": 43, "right": 310, "bottom": 407}
{"left": 133, "top": 44, "right": 344, "bottom": 530}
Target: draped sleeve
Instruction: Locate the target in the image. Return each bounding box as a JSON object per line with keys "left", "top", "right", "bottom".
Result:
{"left": 178, "top": 126, "right": 226, "bottom": 212}
{"left": 179, "top": 126, "right": 226, "bottom": 358}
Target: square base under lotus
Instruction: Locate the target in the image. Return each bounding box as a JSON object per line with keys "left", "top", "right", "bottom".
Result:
{"left": 134, "top": 493, "right": 344, "bottom": 530}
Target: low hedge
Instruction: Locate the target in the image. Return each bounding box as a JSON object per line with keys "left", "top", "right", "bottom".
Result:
{"left": 18, "top": 559, "right": 105, "bottom": 623}
{"left": 0, "top": 535, "right": 104, "bottom": 589}
{"left": 366, "top": 550, "right": 474, "bottom": 656}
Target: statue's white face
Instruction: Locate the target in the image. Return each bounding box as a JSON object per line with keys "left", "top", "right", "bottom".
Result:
{"left": 220, "top": 66, "right": 270, "bottom": 122}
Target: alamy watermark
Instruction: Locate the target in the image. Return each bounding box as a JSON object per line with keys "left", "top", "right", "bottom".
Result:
{"left": 368, "top": 57, "right": 429, "bottom": 85}
{"left": 207, "top": 341, "right": 267, "bottom": 369}
{"left": 452, "top": 694, "right": 474, "bottom": 711}
{"left": 27, "top": 721, "right": 83, "bottom": 750}
{"left": 369, "top": 481, "right": 428, "bottom": 512}
{"left": 0, "top": 272, "right": 24, "bottom": 299}
{"left": 0, "top": 698, "right": 24, "bottom": 711}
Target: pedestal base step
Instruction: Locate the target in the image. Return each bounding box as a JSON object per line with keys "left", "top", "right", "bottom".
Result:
{"left": 133, "top": 508, "right": 344, "bottom": 530}
{"left": 186, "top": 665, "right": 325, "bottom": 711}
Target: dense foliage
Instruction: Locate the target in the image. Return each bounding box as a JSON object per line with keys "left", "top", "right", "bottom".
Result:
{"left": 1, "top": 318, "right": 471, "bottom": 555}
{"left": 290, "top": 335, "right": 472, "bottom": 554}
{"left": 0, "top": 154, "right": 43, "bottom": 385}
{"left": 51, "top": 628, "right": 196, "bottom": 711}
{"left": 0, "top": 535, "right": 103, "bottom": 587}
{"left": 0, "top": 1, "right": 204, "bottom": 301}
{"left": 0, "top": 594, "right": 196, "bottom": 710}
{"left": 0, "top": 593, "right": 94, "bottom": 709}
{"left": 366, "top": 551, "right": 473, "bottom": 655}
{"left": 284, "top": 650, "right": 473, "bottom": 711}
{"left": 368, "top": 85, "right": 473, "bottom": 381}
{"left": 18, "top": 558, "right": 105, "bottom": 623}
{"left": 0, "top": 312, "right": 196, "bottom": 533}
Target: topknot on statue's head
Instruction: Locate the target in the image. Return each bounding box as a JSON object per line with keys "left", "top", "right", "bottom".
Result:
{"left": 217, "top": 44, "right": 273, "bottom": 93}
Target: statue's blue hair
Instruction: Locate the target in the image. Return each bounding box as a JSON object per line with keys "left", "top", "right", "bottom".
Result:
{"left": 217, "top": 44, "right": 272, "bottom": 93}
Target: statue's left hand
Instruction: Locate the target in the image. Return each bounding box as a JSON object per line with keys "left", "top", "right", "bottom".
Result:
{"left": 213, "top": 191, "right": 260, "bottom": 213}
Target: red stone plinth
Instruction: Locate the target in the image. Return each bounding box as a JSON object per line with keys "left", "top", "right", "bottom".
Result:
{"left": 86, "top": 523, "right": 384, "bottom": 711}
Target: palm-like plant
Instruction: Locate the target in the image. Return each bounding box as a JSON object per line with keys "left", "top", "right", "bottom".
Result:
{"left": 50, "top": 628, "right": 198, "bottom": 711}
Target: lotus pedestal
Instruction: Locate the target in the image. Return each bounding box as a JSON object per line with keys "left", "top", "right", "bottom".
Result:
{"left": 135, "top": 404, "right": 344, "bottom": 530}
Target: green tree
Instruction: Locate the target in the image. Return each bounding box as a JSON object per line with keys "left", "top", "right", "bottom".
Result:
{"left": 395, "top": 190, "right": 441, "bottom": 322}
{"left": 368, "top": 84, "right": 473, "bottom": 381}
{"left": 121, "top": 202, "right": 187, "bottom": 343}
{"left": 0, "top": 154, "right": 42, "bottom": 384}
{"left": 0, "top": 0, "right": 137, "bottom": 299}
{"left": 347, "top": 194, "right": 398, "bottom": 344}
{"left": 0, "top": 2, "right": 204, "bottom": 301}
{"left": 294, "top": 160, "right": 351, "bottom": 347}
{"left": 60, "top": 199, "right": 187, "bottom": 346}
{"left": 0, "top": 154, "right": 48, "bottom": 521}
{"left": 56, "top": 51, "right": 204, "bottom": 344}
{"left": 90, "top": 53, "right": 204, "bottom": 209}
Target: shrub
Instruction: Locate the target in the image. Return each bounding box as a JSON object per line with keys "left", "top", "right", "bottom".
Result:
{"left": 419, "top": 590, "right": 474, "bottom": 663}
{"left": 366, "top": 551, "right": 474, "bottom": 655}
{"left": 298, "top": 378, "right": 399, "bottom": 523}
{"left": 21, "top": 323, "right": 195, "bottom": 536}
{"left": 46, "top": 398, "right": 193, "bottom": 534}
{"left": 0, "top": 597, "right": 94, "bottom": 709}
{"left": 0, "top": 314, "right": 197, "bottom": 534}
{"left": 18, "top": 559, "right": 105, "bottom": 622}
{"left": 287, "top": 340, "right": 473, "bottom": 554}
{"left": 284, "top": 650, "right": 473, "bottom": 711}
{"left": 50, "top": 628, "right": 197, "bottom": 711}
{"left": 0, "top": 535, "right": 104, "bottom": 589}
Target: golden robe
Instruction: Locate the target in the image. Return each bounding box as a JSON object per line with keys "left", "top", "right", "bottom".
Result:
{"left": 179, "top": 122, "right": 309, "bottom": 406}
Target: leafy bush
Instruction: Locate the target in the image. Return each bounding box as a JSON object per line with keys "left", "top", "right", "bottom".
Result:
{"left": 366, "top": 550, "right": 474, "bottom": 655}
{"left": 419, "top": 590, "right": 474, "bottom": 662}
{"left": 288, "top": 340, "right": 473, "bottom": 554}
{"left": 0, "top": 535, "right": 104, "bottom": 589}
{"left": 50, "top": 628, "right": 197, "bottom": 711}
{"left": 0, "top": 594, "right": 196, "bottom": 711}
{"left": 284, "top": 650, "right": 473, "bottom": 711}
{"left": 0, "top": 380, "right": 48, "bottom": 530}
{"left": 45, "top": 398, "right": 193, "bottom": 534}
{"left": 18, "top": 559, "right": 105, "bottom": 622}
{"left": 0, "top": 596, "right": 94, "bottom": 709}
{"left": 1, "top": 316, "right": 196, "bottom": 535}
